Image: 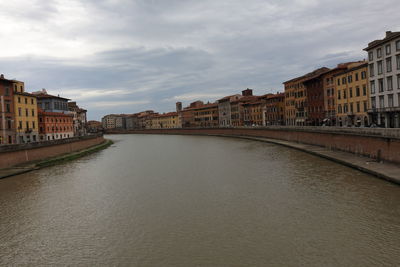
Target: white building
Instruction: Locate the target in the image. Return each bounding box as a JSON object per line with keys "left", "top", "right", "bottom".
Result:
{"left": 365, "top": 31, "right": 400, "bottom": 128}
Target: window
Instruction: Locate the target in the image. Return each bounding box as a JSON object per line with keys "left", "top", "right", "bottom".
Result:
{"left": 369, "top": 51, "right": 374, "bottom": 61}
{"left": 338, "top": 104, "right": 342, "bottom": 114}
{"left": 348, "top": 75, "right": 352, "bottom": 83}
{"left": 337, "top": 78, "right": 340, "bottom": 86}
{"left": 397, "top": 40, "right": 400, "bottom": 51}
{"left": 396, "top": 55, "right": 400, "bottom": 70}
{"left": 19, "top": 121, "right": 22, "bottom": 129}
{"left": 342, "top": 77, "right": 346, "bottom": 84}
{"left": 386, "top": 57, "right": 392, "bottom": 72}
{"left": 361, "top": 71, "right": 366, "bottom": 79}
{"left": 363, "top": 85, "right": 367, "bottom": 96}
{"left": 31, "top": 99, "right": 34, "bottom": 105}
{"left": 344, "top": 89, "right": 347, "bottom": 99}
{"left": 32, "top": 109, "right": 35, "bottom": 116}
{"left": 387, "top": 76, "right": 393, "bottom": 91}
{"left": 379, "top": 96, "right": 384, "bottom": 108}
{"left": 388, "top": 94, "right": 394, "bottom": 107}
{"left": 32, "top": 121, "right": 35, "bottom": 129}
{"left": 377, "top": 61, "right": 383, "bottom": 74}
{"left": 18, "top": 107, "right": 22, "bottom": 116}
{"left": 18, "top": 97, "right": 21, "bottom": 103}
{"left": 26, "top": 121, "right": 29, "bottom": 130}
{"left": 386, "top": 44, "right": 391, "bottom": 55}
{"left": 350, "top": 103, "right": 354, "bottom": 113}
{"left": 5, "top": 87, "right": 9, "bottom": 96}
{"left": 371, "top": 97, "right": 376, "bottom": 109}
{"left": 363, "top": 101, "right": 368, "bottom": 111}
{"left": 355, "top": 73, "right": 359, "bottom": 81}
{"left": 370, "top": 81, "right": 375, "bottom": 94}
{"left": 356, "top": 86, "right": 360, "bottom": 97}
{"left": 338, "top": 90, "right": 341, "bottom": 99}
{"left": 25, "top": 109, "right": 29, "bottom": 116}
{"left": 377, "top": 48, "right": 382, "bottom": 58}
{"left": 349, "top": 88, "right": 353, "bottom": 98}
{"left": 369, "top": 63, "right": 374, "bottom": 77}
{"left": 344, "top": 103, "right": 348, "bottom": 113}
{"left": 25, "top": 98, "right": 27, "bottom": 104}
{"left": 398, "top": 75, "right": 400, "bottom": 89}
{"left": 378, "top": 79, "right": 384, "bottom": 92}
{"left": 356, "top": 102, "right": 360, "bottom": 112}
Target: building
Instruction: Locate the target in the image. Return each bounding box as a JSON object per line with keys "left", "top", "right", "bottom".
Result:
{"left": 303, "top": 68, "right": 331, "bottom": 126}
{"left": 125, "top": 114, "right": 139, "bottom": 130}
{"left": 364, "top": 31, "right": 400, "bottom": 127}
{"left": 38, "top": 109, "right": 74, "bottom": 141}
{"left": 180, "top": 101, "right": 203, "bottom": 128}
{"left": 193, "top": 102, "right": 219, "bottom": 128}
{"left": 101, "top": 114, "right": 126, "bottom": 129}
{"left": 321, "top": 63, "right": 354, "bottom": 126}
{"left": 335, "top": 62, "right": 370, "bottom": 127}
{"left": 0, "top": 75, "right": 15, "bottom": 144}
{"left": 12, "top": 80, "right": 39, "bottom": 143}
{"left": 284, "top": 67, "right": 330, "bottom": 126}
{"left": 230, "top": 89, "right": 260, "bottom": 127}
{"left": 68, "top": 102, "right": 87, "bottom": 136}
{"left": 218, "top": 94, "right": 242, "bottom": 127}
{"left": 33, "top": 89, "right": 70, "bottom": 114}
{"left": 242, "top": 99, "right": 264, "bottom": 126}
{"left": 264, "top": 93, "right": 285, "bottom": 126}
{"left": 87, "top": 120, "right": 102, "bottom": 133}
{"left": 151, "top": 112, "right": 180, "bottom": 129}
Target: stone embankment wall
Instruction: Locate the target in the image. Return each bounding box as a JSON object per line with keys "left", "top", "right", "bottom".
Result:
{"left": 107, "top": 127, "right": 400, "bottom": 164}
{"left": 0, "top": 134, "right": 105, "bottom": 169}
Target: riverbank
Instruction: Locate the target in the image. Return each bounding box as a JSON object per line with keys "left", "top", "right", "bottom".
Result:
{"left": 0, "top": 139, "right": 113, "bottom": 179}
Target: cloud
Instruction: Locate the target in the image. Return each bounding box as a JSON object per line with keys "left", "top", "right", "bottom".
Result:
{"left": 0, "top": 0, "right": 398, "bottom": 120}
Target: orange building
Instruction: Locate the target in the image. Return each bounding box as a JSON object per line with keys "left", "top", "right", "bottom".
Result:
{"left": 193, "top": 102, "right": 219, "bottom": 128}
{"left": 284, "top": 67, "right": 330, "bottom": 126}
{"left": 38, "top": 109, "right": 74, "bottom": 141}
{"left": 264, "top": 93, "right": 285, "bottom": 126}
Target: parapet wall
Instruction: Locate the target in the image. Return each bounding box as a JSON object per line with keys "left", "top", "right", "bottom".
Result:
{"left": 109, "top": 127, "right": 400, "bottom": 164}
{"left": 0, "top": 134, "right": 105, "bottom": 169}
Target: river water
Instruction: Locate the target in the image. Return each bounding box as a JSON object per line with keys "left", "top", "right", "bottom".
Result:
{"left": 0, "top": 134, "right": 399, "bottom": 266}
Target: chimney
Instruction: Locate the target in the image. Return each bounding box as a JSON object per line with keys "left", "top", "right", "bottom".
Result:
{"left": 242, "top": 88, "right": 253, "bottom": 96}
{"left": 386, "top": 31, "right": 392, "bottom": 37}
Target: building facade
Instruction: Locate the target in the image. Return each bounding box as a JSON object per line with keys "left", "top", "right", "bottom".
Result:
{"left": 151, "top": 112, "right": 180, "bottom": 129}
{"left": 68, "top": 102, "right": 87, "bottom": 136}
{"left": 0, "top": 75, "right": 15, "bottom": 144}
{"left": 218, "top": 94, "right": 242, "bottom": 127}
{"left": 335, "top": 62, "right": 369, "bottom": 127}
{"left": 13, "top": 81, "right": 39, "bottom": 143}
{"left": 284, "top": 68, "right": 330, "bottom": 126}
{"left": 193, "top": 103, "right": 219, "bottom": 128}
{"left": 365, "top": 31, "right": 400, "bottom": 127}
{"left": 38, "top": 109, "right": 74, "bottom": 141}
{"left": 264, "top": 93, "right": 285, "bottom": 126}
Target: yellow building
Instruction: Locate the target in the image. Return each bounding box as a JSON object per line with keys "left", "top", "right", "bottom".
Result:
{"left": 335, "top": 61, "right": 369, "bottom": 127}
{"left": 12, "top": 81, "right": 39, "bottom": 143}
{"left": 151, "top": 112, "right": 180, "bottom": 129}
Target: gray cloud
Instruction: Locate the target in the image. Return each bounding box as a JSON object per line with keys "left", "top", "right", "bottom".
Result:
{"left": 0, "top": 0, "right": 398, "bottom": 119}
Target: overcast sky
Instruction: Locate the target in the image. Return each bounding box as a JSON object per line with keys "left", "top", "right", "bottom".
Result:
{"left": 0, "top": 0, "right": 398, "bottom": 120}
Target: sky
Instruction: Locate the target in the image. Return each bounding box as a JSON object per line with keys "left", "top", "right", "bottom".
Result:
{"left": 0, "top": 0, "right": 398, "bottom": 120}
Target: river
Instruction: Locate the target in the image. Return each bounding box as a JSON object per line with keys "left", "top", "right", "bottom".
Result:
{"left": 0, "top": 134, "right": 399, "bottom": 266}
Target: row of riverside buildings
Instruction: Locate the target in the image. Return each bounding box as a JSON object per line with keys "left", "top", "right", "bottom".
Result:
{"left": 0, "top": 75, "right": 88, "bottom": 145}
{"left": 101, "top": 31, "right": 400, "bottom": 130}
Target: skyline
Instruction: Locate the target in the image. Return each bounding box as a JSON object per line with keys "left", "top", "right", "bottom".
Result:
{"left": 0, "top": 0, "right": 399, "bottom": 120}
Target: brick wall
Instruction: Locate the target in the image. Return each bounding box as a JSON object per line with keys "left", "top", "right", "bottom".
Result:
{"left": 0, "top": 135, "right": 105, "bottom": 169}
